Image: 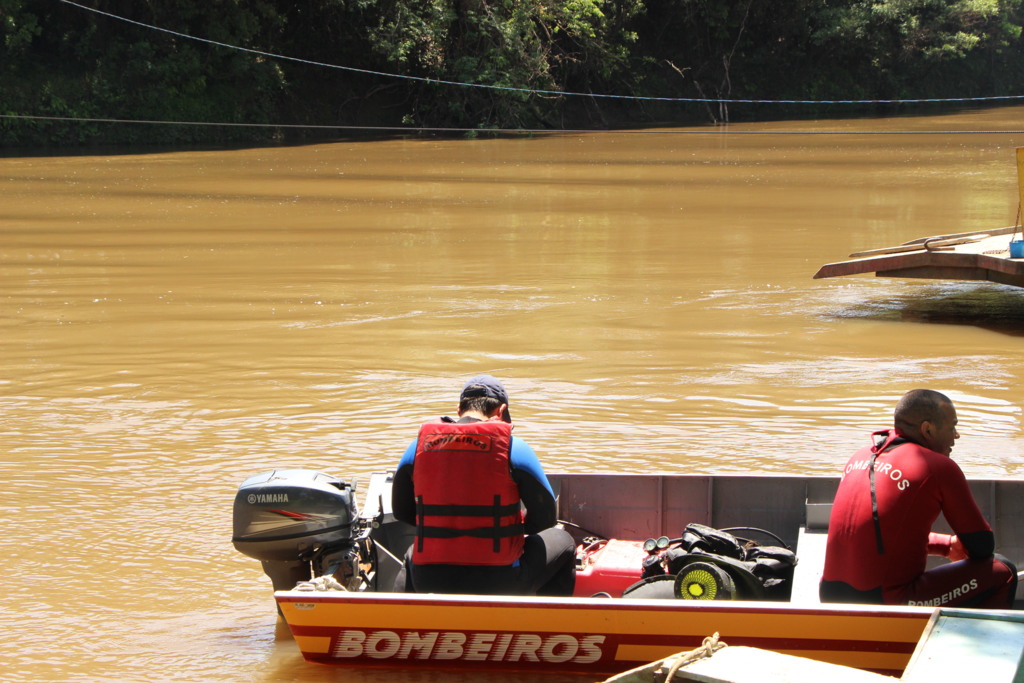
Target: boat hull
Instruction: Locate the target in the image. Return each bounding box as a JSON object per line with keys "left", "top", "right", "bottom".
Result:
{"left": 266, "top": 471, "right": 1024, "bottom": 676}
{"left": 276, "top": 590, "right": 933, "bottom": 675}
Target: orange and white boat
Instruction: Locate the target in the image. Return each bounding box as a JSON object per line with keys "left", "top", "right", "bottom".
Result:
{"left": 233, "top": 471, "right": 1024, "bottom": 677}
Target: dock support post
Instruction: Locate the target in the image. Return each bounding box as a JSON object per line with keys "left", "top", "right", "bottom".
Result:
{"left": 1017, "top": 147, "right": 1023, "bottom": 225}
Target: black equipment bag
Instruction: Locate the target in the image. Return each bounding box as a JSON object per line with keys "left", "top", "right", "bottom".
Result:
{"left": 636, "top": 523, "right": 797, "bottom": 601}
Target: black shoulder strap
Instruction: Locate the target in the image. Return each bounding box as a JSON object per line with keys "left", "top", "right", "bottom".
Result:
{"left": 868, "top": 451, "right": 885, "bottom": 555}
{"left": 868, "top": 433, "right": 908, "bottom": 556}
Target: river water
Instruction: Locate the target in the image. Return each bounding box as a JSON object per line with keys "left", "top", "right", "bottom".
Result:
{"left": 3, "top": 106, "right": 1024, "bottom": 682}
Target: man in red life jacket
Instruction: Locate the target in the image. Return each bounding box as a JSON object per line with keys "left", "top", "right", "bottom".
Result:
{"left": 820, "top": 389, "right": 1017, "bottom": 607}
{"left": 391, "top": 375, "right": 576, "bottom": 595}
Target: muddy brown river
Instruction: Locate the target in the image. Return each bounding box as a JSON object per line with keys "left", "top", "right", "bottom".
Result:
{"left": 2, "top": 106, "right": 1024, "bottom": 681}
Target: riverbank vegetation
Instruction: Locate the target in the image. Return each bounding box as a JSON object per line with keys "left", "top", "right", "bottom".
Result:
{"left": 2, "top": 0, "right": 1023, "bottom": 145}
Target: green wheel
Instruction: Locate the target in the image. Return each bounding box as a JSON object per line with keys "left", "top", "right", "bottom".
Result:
{"left": 674, "top": 561, "right": 737, "bottom": 600}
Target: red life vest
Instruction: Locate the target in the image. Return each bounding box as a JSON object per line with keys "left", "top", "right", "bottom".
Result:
{"left": 411, "top": 419, "right": 525, "bottom": 565}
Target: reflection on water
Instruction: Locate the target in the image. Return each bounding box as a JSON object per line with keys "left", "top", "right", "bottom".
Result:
{"left": 2, "top": 107, "right": 1024, "bottom": 681}
{"left": 828, "top": 282, "right": 1024, "bottom": 334}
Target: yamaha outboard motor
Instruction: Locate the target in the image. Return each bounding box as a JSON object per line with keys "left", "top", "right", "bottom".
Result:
{"left": 232, "top": 469, "right": 371, "bottom": 593}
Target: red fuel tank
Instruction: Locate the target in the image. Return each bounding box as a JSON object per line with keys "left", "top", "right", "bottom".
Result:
{"left": 573, "top": 539, "right": 649, "bottom": 597}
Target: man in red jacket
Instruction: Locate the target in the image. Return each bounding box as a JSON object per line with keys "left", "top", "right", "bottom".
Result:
{"left": 820, "top": 389, "right": 1017, "bottom": 607}
{"left": 391, "top": 375, "right": 576, "bottom": 596}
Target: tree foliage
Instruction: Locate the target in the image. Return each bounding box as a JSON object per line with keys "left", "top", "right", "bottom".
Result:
{"left": 1, "top": 0, "right": 1022, "bottom": 145}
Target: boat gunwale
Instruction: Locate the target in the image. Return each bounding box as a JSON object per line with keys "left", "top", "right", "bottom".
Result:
{"left": 273, "top": 588, "right": 937, "bottom": 619}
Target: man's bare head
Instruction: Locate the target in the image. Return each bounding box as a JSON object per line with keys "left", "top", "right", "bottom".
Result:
{"left": 894, "top": 389, "right": 959, "bottom": 456}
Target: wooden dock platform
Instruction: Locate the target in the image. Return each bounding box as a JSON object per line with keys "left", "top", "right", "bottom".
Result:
{"left": 814, "top": 147, "right": 1024, "bottom": 289}
{"left": 813, "top": 226, "right": 1024, "bottom": 288}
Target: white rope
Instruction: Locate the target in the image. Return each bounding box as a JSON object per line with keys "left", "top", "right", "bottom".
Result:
{"left": 660, "top": 632, "right": 728, "bottom": 680}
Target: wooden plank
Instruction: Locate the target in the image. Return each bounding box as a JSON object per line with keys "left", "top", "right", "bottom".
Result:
{"left": 898, "top": 225, "right": 1019, "bottom": 246}
{"left": 849, "top": 237, "right": 980, "bottom": 259}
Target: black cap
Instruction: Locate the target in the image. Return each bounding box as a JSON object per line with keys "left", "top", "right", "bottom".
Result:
{"left": 460, "top": 375, "right": 512, "bottom": 423}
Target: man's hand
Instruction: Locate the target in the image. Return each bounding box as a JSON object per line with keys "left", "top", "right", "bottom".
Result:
{"left": 948, "top": 535, "right": 968, "bottom": 562}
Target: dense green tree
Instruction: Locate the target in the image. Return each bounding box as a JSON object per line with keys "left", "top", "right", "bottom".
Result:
{"left": 339, "top": 0, "right": 644, "bottom": 128}
{"left": 809, "top": 0, "right": 1024, "bottom": 98}
{"left": 625, "top": 0, "right": 1024, "bottom": 121}
{"left": 1, "top": 0, "right": 1022, "bottom": 145}
{"left": 1, "top": 0, "right": 287, "bottom": 145}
